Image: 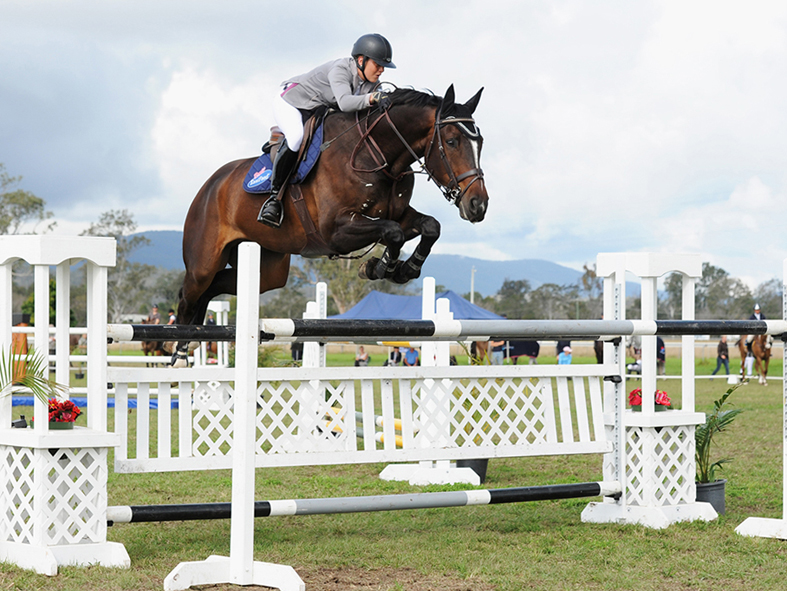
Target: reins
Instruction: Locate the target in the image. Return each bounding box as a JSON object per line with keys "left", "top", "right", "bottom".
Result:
{"left": 345, "top": 101, "right": 485, "bottom": 206}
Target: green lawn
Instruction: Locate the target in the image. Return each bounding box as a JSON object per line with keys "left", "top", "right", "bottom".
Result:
{"left": 3, "top": 360, "right": 787, "bottom": 590}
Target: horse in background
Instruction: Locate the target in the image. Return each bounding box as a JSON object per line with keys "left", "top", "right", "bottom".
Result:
{"left": 139, "top": 318, "right": 165, "bottom": 365}
{"left": 738, "top": 335, "right": 771, "bottom": 385}
{"left": 470, "top": 341, "right": 489, "bottom": 364}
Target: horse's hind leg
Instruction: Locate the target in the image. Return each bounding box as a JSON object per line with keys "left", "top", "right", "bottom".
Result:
{"left": 173, "top": 250, "right": 290, "bottom": 366}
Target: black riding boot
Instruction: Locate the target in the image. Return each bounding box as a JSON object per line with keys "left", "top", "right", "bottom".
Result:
{"left": 258, "top": 142, "right": 299, "bottom": 228}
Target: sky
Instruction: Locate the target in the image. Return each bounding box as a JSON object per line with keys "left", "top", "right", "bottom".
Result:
{"left": 2, "top": 0, "right": 787, "bottom": 289}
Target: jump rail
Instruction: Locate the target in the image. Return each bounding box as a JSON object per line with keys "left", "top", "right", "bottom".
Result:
{"left": 107, "top": 318, "right": 787, "bottom": 344}
{"left": 107, "top": 481, "right": 621, "bottom": 524}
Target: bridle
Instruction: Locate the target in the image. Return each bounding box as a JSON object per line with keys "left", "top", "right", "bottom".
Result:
{"left": 349, "top": 101, "right": 485, "bottom": 206}
{"left": 424, "top": 110, "right": 485, "bottom": 205}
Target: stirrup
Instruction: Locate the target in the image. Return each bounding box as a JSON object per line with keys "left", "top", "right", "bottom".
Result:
{"left": 257, "top": 195, "right": 283, "bottom": 228}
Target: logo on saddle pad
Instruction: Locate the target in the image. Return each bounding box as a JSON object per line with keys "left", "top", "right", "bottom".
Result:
{"left": 247, "top": 166, "right": 272, "bottom": 188}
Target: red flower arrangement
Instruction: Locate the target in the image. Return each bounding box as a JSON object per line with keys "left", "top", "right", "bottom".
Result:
{"left": 628, "top": 388, "right": 672, "bottom": 409}
{"left": 48, "top": 398, "right": 82, "bottom": 423}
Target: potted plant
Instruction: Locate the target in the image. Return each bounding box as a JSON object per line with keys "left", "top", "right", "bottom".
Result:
{"left": 628, "top": 388, "right": 672, "bottom": 411}
{"left": 1, "top": 346, "right": 70, "bottom": 426}
{"left": 695, "top": 384, "right": 744, "bottom": 514}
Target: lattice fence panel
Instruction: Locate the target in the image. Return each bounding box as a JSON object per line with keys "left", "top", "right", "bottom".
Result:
{"left": 447, "top": 377, "right": 553, "bottom": 448}
{"left": 256, "top": 379, "right": 357, "bottom": 454}
{"left": 0, "top": 445, "right": 107, "bottom": 547}
{"left": 192, "top": 380, "right": 235, "bottom": 456}
{"left": 624, "top": 425, "right": 695, "bottom": 507}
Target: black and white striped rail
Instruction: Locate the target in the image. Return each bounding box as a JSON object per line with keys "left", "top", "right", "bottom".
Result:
{"left": 107, "top": 319, "right": 787, "bottom": 344}
{"left": 106, "top": 481, "right": 621, "bottom": 525}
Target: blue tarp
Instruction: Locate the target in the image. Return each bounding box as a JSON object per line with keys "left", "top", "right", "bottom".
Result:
{"left": 11, "top": 396, "right": 179, "bottom": 409}
{"left": 330, "top": 290, "right": 503, "bottom": 320}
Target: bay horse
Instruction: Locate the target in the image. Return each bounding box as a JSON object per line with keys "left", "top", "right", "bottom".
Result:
{"left": 738, "top": 335, "right": 771, "bottom": 385}
{"left": 173, "top": 85, "right": 488, "bottom": 364}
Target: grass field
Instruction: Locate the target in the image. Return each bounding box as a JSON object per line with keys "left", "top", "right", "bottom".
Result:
{"left": 2, "top": 354, "right": 787, "bottom": 590}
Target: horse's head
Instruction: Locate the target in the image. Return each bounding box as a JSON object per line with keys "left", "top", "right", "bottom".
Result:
{"left": 424, "top": 85, "right": 488, "bottom": 223}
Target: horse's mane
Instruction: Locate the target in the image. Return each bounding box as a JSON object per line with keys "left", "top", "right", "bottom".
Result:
{"left": 388, "top": 88, "right": 441, "bottom": 109}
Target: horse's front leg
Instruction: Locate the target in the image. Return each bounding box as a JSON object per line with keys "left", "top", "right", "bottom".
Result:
{"left": 347, "top": 219, "right": 409, "bottom": 281}
{"left": 389, "top": 208, "right": 441, "bottom": 285}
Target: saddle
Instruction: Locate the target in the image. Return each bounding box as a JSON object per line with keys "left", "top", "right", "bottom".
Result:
{"left": 243, "top": 114, "right": 334, "bottom": 257}
{"left": 242, "top": 117, "right": 324, "bottom": 194}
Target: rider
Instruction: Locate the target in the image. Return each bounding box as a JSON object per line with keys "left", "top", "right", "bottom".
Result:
{"left": 746, "top": 303, "right": 766, "bottom": 353}
{"left": 257, "top": 33, "right": 396, "bottom": 228}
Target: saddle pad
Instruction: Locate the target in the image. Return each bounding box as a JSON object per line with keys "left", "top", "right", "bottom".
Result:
{"left": 242, "top": 122, "right": 324, "bottom": 194}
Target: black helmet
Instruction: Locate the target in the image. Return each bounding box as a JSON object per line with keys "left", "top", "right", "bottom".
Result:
{"left": 352, "top": 33, "right": 396, "bottom": 69}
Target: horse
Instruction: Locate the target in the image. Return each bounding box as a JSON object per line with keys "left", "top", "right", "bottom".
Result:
{"left": 738, "top": 335, "right": 772, "bottom": 385}
{"left": 173, "top": 85, "right": 488, "bottom": 365}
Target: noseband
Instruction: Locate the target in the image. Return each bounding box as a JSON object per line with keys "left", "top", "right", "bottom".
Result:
{"left": 350, "top": 105, "right": 485, "bottom": 206}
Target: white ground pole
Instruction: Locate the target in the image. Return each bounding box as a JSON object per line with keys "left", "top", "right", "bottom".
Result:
{"left": 736, "top": 259, "right": 787, "bottom": 539}
{"left": 379, "top": 278, "right": 480, "bottom": 486}
{"left": 582, "top": 252, "right": 716, "bottom": 529}
{"left": 164, "top": 242, "right": 304, "bottom": 591}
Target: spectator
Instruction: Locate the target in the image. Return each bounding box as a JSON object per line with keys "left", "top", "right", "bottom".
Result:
{"left": 657, "top": 336, "right": 666, "bottom": 375}
{"left": 557, "top": 346, "right": 572, "bottom": 365}
{"left": 290, "top": 341, "right": 303, "bottom": 363}
{"left": 711, "top": 335, "right": 729, "bottom": 377}
{"left": 384, "top": 348, "right": 402, "bottom": 366}
{"left": 403, "top": 347, "right": 420, "bottom": 367}
{"left": 556, "top": 340, "right": 571, "bottom": 359}
{"left": 354, "top": 346, "right": 369, "bottom": 367}
{"left": 167, "top": 309, "right": 177, "bottom": 325}
{"left": 489, "top": 339, "right": 505, "bottom": 365}
{"left": 627, "top": 335, "right": 641, "bottom": 361}
{"left": 593, "top": 339, "right": 604, "bottom": 364}
{"left": 148, "top": 304, "right": 161, "bottom": 324}
{"left": 205, "top": 311, "right": 217, "bottom": 358}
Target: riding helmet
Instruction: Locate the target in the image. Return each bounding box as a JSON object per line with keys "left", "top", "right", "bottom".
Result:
{"left": 351, "top": 33, "right": 396, "bottom": 69}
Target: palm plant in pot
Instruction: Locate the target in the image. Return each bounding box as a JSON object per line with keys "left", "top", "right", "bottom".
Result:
{"left": 695, "top": 383, "right": 743, "bottom": 515}
{"left": 0, "top": 346, "right": 69, "bottom": 426}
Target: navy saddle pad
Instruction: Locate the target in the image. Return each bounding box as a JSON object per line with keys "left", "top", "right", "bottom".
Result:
{"left": 243, "top": 123, "right": 324, "bottom": 194}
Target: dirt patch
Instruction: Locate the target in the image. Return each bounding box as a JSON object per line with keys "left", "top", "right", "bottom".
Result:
{"left": 299, "top": 566, "right": 497, "bottom": 591}
{"left": 194, "top": 566, "right": 497, "bottom": 590}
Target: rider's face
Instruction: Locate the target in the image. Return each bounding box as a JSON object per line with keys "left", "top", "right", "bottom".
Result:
{"left": 358, "top": 57, "right": 384, "bottom": 82}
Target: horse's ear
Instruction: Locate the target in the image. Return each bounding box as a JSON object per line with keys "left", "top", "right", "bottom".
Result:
{"left": 464, "top": 87, "right": 484, "bottom": 115}
{"left": 440, "top": 84, "right": 456, "bottom": 115}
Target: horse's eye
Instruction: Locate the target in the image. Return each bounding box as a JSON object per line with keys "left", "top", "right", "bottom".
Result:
{"left": 446, "top": 138, "right": 458, "bottom": 148}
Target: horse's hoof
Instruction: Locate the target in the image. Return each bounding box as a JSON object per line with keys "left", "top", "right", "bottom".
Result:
{"left": 358, "top": 258, "right": 381, "bottom": 280}
{"left": 171, "top": 351, "right": 189, "bottom": 368}
{"left": 391, "top": 260, "right": 419, "bottom": 284}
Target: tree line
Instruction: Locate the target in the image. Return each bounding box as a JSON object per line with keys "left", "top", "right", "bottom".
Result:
{"left": 3, "top": 163, "right": 781, "bottom": 324}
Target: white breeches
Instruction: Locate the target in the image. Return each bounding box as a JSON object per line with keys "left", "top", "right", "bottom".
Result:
{"left": 273, "top": 92, "right": 304, "bottom": 151}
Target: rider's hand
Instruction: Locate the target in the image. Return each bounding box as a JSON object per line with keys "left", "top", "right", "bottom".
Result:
{"left": 371, "top": 92, "right": 392, "bottom": 110}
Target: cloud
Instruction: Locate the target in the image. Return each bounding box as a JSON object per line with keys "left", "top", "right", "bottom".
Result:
{"left": 3, "top": 0, "right": 787, "bottom": 289}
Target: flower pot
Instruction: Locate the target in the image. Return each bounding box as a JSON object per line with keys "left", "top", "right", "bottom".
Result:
{"left": 630, "top": 405, "right": 670, "bottom": 412}
{"left": 30, "top": 419, "right": 75, "bottom": 430}
{"left": 457, "top": 459, "right": 488, "bottom": 484}
{"left": 696, "top": 478, "right": 727, "bottom": 514}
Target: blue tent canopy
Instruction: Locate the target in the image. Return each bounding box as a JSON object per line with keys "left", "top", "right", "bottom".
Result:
{"left": 330, "top": 290, "right": 503, "bottom": 320}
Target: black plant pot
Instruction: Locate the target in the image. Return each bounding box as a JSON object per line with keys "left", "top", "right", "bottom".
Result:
{"left": 457, "top": 459, "right": 488, "bottom": 484}
{"left": 696, "top": 478, "right": 727, "bottom": 515}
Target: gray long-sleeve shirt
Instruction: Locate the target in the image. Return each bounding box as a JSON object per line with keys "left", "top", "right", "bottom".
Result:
{"left": 281, "top": 57, "right": 377, "bottom": 112}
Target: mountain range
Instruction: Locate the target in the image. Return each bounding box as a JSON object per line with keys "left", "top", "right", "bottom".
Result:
{"left": 129, "top": 230, "right": 588, "bottom": 297}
